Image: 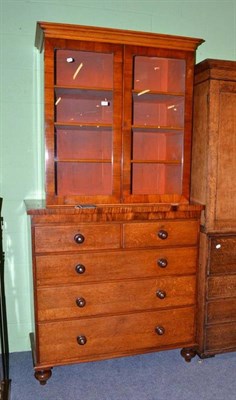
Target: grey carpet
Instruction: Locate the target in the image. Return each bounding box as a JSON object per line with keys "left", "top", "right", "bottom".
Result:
{"left": 10, "top": 349, "right": 236, "bottom": 400}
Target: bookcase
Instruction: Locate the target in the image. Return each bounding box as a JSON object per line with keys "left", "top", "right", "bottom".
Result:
{"left": 26, "top": 22, "right": 203, "bottom": 384}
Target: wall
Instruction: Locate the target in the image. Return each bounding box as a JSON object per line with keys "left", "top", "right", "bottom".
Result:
{"left": 0, "top": 0, "right": 235, "bottom": 353}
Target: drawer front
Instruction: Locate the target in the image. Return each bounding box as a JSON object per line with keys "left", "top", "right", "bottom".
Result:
{"left": 207, "top": 275, "right": 236, "bottom": 299}
{"left": 34, "top": 223, "right": 121, "bottom": 253}
{"left": 123, "top": 220, "right": 199, "bottom": 248}
{"left": 37, "top": 276, "right": 196, "bottom": 321}
{"left": 35, "top": 247, "right": 197, "bottom": 286}
{"left": 209, "top": 236, "right": 236, "bottom": 274}
{"left": 37, "top": 307, "right": 195, "bottom": 364}
{"left": 207, "top": 298, "right": 236, "bottom": 324}
{"left": 205, "top": 323, "right": 236, "bottom": 352}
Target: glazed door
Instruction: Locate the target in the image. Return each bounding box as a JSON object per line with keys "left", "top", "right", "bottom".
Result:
{"left": 122, "top": 46, "right": 195, "bottom": 204}
{"left": 44, "top": 39, "right": 123, "bottom": 205}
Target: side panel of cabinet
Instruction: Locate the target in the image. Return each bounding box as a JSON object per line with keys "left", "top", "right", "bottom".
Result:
{"left": 191, "top": 80, "right": 208, "bottom": 206}
{"left": 192, "top": 69, "right": 236, "bottom": 232}
{"left": 191, "top": 80, "right": 221, "bottom": 231}
{"left": 196, "top": 232, "right": 208, "bottom": 353}
{"left": 215, "top": 81, "right": 236, "bottom": 230}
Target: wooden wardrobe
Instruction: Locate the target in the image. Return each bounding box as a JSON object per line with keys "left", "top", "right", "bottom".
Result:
{"left": 191, "top": 59, "right": 236, "bottom": 358}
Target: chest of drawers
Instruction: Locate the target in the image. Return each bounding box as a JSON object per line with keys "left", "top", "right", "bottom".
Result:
{"left": 197, "top": 233, "right": 236, "bottom": 357}
{"left": 27, "top": 202, "right": 202, "bottom": 384}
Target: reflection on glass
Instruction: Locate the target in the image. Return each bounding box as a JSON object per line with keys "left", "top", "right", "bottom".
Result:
{"left": 134, "top": 56, "right": 185, "bottom": 93}
{"left": 56, "top": 50, "right": 113, "bottom": 88}
{"left": 55, "top": 90, "right": 113, "bottom": 124}
{"left": 133, "top": 93, "right": 184, "bottom": 128}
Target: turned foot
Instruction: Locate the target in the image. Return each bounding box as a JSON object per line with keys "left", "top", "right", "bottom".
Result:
{"left": 34, "top": 368, "right": 52, "bottom": 385}
{"left": 180, "top": 347, "right": 197, "bottom": 362}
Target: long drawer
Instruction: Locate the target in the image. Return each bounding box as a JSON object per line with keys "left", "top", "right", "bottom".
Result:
{"left": 207, "top": 298, "right": 236, "bottom": 324}
{"left": 37, "top": 307, "right": 195, "bottom": 364}
{"left": 37, "top": 275, "right": 196, "bottom": 321}
{"left": 34, "top": 220, "right": 199, "bottom": 253}
{"left": 205, "top": 322, "right": 236, "bottom": 352}
{"left": 34, "top": 223, "right": 121, "bottom": 253}
{"left": 209, "top": 235, "right": 236, "bottom": 274}
{"left": 207, "top": 275, "right": 236, "bottom": 299}
{"left": 123, "top": 220, "right": 199, "bottom": 248}
{"left": 35, "top": 247, "right": 198, "bottom": 286}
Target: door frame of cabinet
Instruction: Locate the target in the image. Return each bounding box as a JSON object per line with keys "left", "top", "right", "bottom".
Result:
{"left": 35, "top": 22, "right": 203, "bottom": 206}
{"left": 44, "top": 38, "right": 123, "bottom": 205}
{"left": 122, "top": 44, "right": 196, "bottom": 204}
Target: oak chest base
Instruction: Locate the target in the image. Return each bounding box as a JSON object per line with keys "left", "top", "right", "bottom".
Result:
{"left": 27, "top": 203, "right": 202, "bottom": 384}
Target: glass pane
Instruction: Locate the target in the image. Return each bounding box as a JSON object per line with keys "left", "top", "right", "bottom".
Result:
{"left": 56, "top": 50, "right": 113, "bottom": 88}
{"left": 133, "top": 93, "right": 184, "bottom": 128}
{"left": 57, "top": 162, "right": 112, "bottom": 195}
{"left": 132, "top": 164, "right": 182, "bottom": 194}
{"left": 132, "top": 130, "right": 183, "bottom": 162}
{"left": 55, "top": 88, "right": 113, "bottom": 124}
{"left": 56, "top": 126, "right": 112, "bottom": 160}
{"left": 134, "top": 57, "right": 185, "bottom": 93}
{"left": 131, "top": 55, "right": 185, "bottom": 196}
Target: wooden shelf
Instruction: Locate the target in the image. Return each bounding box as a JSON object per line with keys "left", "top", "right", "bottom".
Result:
{"left": 131, "top": 160, "right": 181, "bottom": 164}
{"left": 55, "top": 123, "right": 112, "bottom": 129}
{"left": 56, "top": 159, "right": 111, "bottom": 163}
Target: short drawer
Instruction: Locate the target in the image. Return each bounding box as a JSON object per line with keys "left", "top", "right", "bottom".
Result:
{"left": 34, "top": 223, "right": 121, "bottom": 253}
{"left": 205, "top": 322, "right": 236, "bottom": 352}
{"left": 37, "top": 307, "right": 195, "bottom": 364}
{"left": 123, "top": 220, "right": 199, "bottom": 248}
{"left": 207, "top": 275, "right": 236, "bottom": 299}
{"left": 35, "top": 247, "right": 197, "bottom": 286}
{"left": 209, "top": 236, "right": 236, "bottom": 274}
{"left": 37, "top": 276, "right": 196, "bottom": 321}
{"left": 207, "top": 298, "right": 236, "bottom": 324}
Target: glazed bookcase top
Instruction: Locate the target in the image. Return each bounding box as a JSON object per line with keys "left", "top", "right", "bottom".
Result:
{"left": 35, "top": 22, "right": 204, "bottom": 207}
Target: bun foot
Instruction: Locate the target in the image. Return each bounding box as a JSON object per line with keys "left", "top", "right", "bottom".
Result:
{"left": 180, "top": 347, "right": 197, "bottom": 362}
{"left": 34, "top": 368, "right": 52, "bottom": 385}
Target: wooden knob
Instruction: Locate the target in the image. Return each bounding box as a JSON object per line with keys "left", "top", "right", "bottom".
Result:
{"left": 156, "top": 290, "right": 166, "bottom": 299}
{"left": 76, "top": 297, "right": 86, "bottom": 308}
{"left": 158, "top": 230, "right": 168, "bottom": 240}
{"left": 155, "top": 326, "right": 165, "bottom": 335}
{"left": 77, "top": 335, "right": 87, "bottom": 345}
{"left": 157, "top": 258, "right": 168, "bottom": 268}
{"left": 74, "top": 233, "right": 85, "bottom": 244}
{"left": 75, "top": 264, "right": 86, "bottom": 274}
